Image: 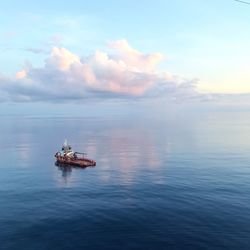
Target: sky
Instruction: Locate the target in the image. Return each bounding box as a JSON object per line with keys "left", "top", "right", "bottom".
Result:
{"left": 1, "top": 0, "right": 250, "bottom": 115}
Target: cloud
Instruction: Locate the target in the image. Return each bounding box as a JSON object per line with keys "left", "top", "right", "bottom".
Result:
{"left": 108, "top": 39, "right": 164, "bottom": 72}
{"left": 0, "top": 39, "right": 200, "bottom": 102}
{"left": 15, "top": 70, "right": 27, "bottom": 79}
{"left": 24, "top": 48, "right": 47, "bottom": 54}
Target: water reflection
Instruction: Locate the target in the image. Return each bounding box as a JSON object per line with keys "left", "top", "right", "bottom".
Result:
{"left": 76, "top": 124, "right": 170, "bottom": 186}
{"left": 55, "top": 163, "right": 74, "bottom": 187}
{"left": 56, "top": 162, "right": 73, "bottom": 178}
{"left": 3, "top": 117, "right": 171, "bottom": 187}
{"left": 53, "top": 119, "right": 172, "bottom": 186}
{"left": 55, "top": 162, "right": 95, "bottom": 187}
{"left": 15, "top": 133, "right": 33, "bottom": 167}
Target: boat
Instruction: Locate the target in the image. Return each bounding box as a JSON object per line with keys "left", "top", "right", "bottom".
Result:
{"left": 55, "top": 139, "right": 96, "bottom": 167}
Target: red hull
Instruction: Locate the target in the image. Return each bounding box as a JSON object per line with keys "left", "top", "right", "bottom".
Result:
{"left": 55, "top": 155, "right": 96, "bottom": 167}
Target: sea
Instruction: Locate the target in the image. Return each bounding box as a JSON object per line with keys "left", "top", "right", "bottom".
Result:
{"left": 1, "top": 111, "right": 250, "bottom": 250}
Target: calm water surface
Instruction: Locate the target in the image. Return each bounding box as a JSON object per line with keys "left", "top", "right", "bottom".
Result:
{"left": 1, "top": 112, "right": 250, "bottom": 249}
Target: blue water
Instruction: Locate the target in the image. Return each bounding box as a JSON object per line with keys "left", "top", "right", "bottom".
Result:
{"left": 1, "top": 112, "right": 250, "bottom": 250}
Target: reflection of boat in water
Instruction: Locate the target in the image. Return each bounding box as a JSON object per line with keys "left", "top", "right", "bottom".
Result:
{"left": 55, "top": 139, "right": 96, "bottom": 167}
{"left": 55, "top": 162, "right": 73, "bottom": 178}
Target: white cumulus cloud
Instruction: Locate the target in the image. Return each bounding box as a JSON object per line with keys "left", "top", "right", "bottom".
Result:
{"left": 0, "top": 39, "right": 200, "bottom": 102}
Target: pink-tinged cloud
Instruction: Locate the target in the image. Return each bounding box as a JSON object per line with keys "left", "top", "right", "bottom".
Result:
{"left": 46, "top": 47, "right": 81, "bottom": 70}
{"left": 109, "top": 39, "right": 164, "bottom": 72}
{"left": 16, "top": 70, "right": 27, "bottom": 79}
{"left": 0, "top": 39, "right": 200, "bottom": 102}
